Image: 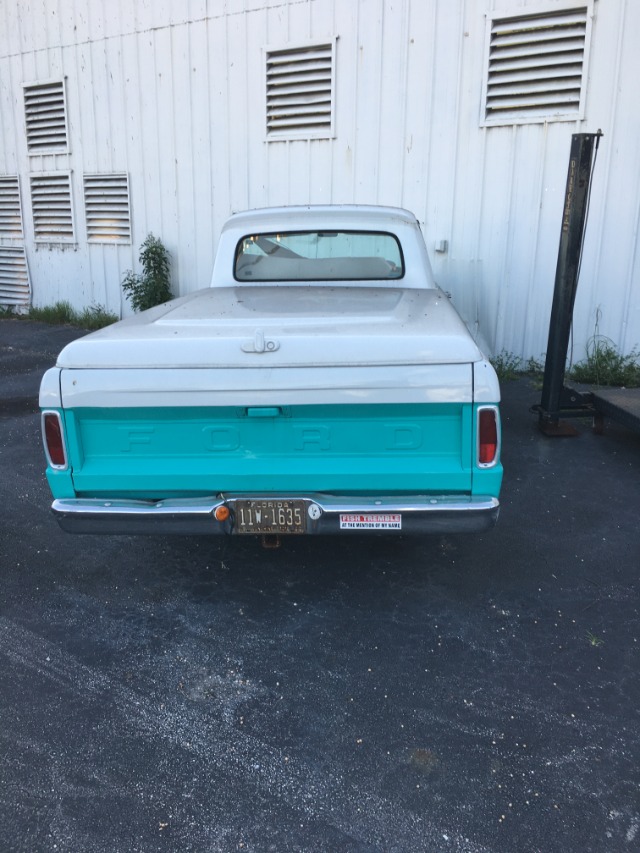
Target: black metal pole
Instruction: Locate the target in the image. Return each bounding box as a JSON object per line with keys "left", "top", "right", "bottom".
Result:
{"left": 538, "top": 132, "right": 602, "bottom": 434}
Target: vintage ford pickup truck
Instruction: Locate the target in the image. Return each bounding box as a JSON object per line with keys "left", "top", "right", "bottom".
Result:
{"left": 40, "top": 205, "right": 502, "bottom": 537}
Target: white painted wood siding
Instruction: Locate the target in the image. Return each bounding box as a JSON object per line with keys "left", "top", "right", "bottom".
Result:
{"left": 1, "top": 0, "right": 638, "bottom": 360}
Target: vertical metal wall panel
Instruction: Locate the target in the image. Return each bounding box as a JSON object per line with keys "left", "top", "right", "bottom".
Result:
{"left": 187, "top": 19, "right": 215, "bottom": 291}
{"left": 399, "top": 1, "right": 436, "bottom": 225}
{"left": 350, "top": 1, "right": 381, "bottom": 203}
{"left": 104, "top": 38, "right": 128, "bottom": 171}
{"left": 206, "top": 14, "right": 232, "bottom": 242}
{"left": 1, "top": 0, "right": 638, "bottom": 357}
{"left": 377, "top": 2, "right": 404, "bottom": 204}
{"left": 572, "top": 0, "right": 640, "bottom": 357}
{"left": 137, "top": 36, "right": 164, "bottom": 237}
{"left": 434, "top": 0, "right": 484, "bottom": 335}
{"left": 247, "top": 9, "right": 270, "bottom": 209}
{"left": 228, "top": 12, "right": 251, "bottom": 212}
{"left": 263, "top": 6, "right": 294, "bottom": 206}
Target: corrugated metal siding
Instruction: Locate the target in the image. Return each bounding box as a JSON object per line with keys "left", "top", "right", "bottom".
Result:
{"left": 0, "top": 0, "right": 638, "bottom": 361}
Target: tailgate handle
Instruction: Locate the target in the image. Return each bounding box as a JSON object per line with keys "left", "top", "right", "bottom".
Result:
{"left": 246, "top": 407, "right": 282, "bottom": 418}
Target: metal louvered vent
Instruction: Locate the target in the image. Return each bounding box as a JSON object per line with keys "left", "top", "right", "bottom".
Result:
{"left": 0, "top": 177, "right": 24, "bottom": 239}
{"left": 484, "top": 8, "right": 589, "bottom": 123}
{"left": 24, "top": 81, "right": 68, "bottom": 153}
{"left": 30, "top": 174, "right": 74, "bottom": 242}
{"left": 0, "top": 247, "right": 31, "bottom": 307}
{"left": 84, "top": 173, "right": 131, "bottom": 243}
{"left": 266, "top": 43, "right": 334, "bottom": 138}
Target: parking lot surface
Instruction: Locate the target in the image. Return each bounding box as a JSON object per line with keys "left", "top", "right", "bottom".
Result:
{"left": 1, "top": 318, "right": 639, "bottom": 852}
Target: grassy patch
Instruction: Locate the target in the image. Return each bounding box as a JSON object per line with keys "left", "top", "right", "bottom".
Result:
{"left": 490, "top": 342, "right": 640, "bottom": 388}
{"left": 0, "top": 301, "right": 119, "bottom": 330}
{"left": 569, "top": 338, "right": 640, "bottom": 387}
{"left": 75, "top": 304, "right": 120, "bottom": 331}
{"left": 490, "top": 351, "right": 546, "bottom": 382}
{"left": 490, "top": 350, "right": 523, "bottom": 382}
{"left": 28, "top": 301, "right": 77, "bottom": 325}
{"left": 524, "top": 356, "right": 545, "bottom": 375}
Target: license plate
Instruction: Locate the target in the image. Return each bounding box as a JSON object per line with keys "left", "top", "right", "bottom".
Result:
{"left": 234, "top": 500, "right": 306, "bottom": 534}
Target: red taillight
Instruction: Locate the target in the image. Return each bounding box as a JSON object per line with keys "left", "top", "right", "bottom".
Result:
{"left": 43, "top": 412, "right": 67, "bottom": 468}
{"left": 478, "top": 408, "right": 498, "bottom": 466}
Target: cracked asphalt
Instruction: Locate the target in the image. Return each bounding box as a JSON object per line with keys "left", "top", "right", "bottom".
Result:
{"left": 1, "top": 317, "right": 639, "bottom": 852}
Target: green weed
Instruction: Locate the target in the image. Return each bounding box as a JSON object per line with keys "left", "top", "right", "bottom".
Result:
{"left": 75, "top": 304, "right": 120, "bottom": 330}
{"left": 1, "top": 301, "right": 118, "bottom": 330}
{"left": 491, "top": 350, "right": 523, "bottom": 381}
{"left": 490, "top": 352, "right": 546, "bottom": 382}
{"left": 569, "top": 338, "right": 640, "bottom": 387}
{"left": 28, "top": 301, "right": 77, "bottom": 325}
{"left": 524, "top": 356, "right": 545, "bottom": 375}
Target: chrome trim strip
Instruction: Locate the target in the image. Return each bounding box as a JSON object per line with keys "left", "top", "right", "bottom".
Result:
{"left": 52, "top": 494, "right": 500, "bottom": 536}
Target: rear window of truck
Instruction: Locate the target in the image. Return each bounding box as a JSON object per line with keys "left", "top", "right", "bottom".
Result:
{"left": 234, "top": 230, "right": 404, "bottom": 281}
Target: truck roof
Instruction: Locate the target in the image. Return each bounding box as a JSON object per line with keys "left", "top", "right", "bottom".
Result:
{"left": 222, "top": 205, "right": 420, "bottom": 232}
{"left": 212, "top": 205, "right": 436, "bottom": 291}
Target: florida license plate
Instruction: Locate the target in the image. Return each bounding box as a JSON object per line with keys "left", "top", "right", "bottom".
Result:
{"left": 234, "top": 500, "right": 306, "bottom": 534}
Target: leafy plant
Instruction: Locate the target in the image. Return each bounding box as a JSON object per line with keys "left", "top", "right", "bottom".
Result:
{"left": 569, "top": 337, "right": 640, "bottom": 387}
{"left": 122, "top": 233, "right": 172, "bottom": 312}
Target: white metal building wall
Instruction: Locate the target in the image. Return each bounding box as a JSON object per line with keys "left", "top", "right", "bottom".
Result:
{"left": 0, "top": 0, "right": 638, "bottom": 360}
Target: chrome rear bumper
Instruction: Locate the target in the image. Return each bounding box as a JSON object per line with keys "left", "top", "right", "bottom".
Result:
{"left": 52, "top": 494, "right": 500, "bottom": 536}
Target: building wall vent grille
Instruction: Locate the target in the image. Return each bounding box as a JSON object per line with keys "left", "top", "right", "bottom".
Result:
{"left": 0, "top": 176, "right": 24, "bottom": 240}
{"left": 30, "top": 173, "right": 74, "bottom": 242}
{"left": 266, "top": 42, "right": 334, "bottom": 139}
{"left": 84, "top": 173, "right": 131, "bottom": 243}
{"left": 484, "top": 7, "right": 589, "bottom": 124}
{"left": 24, "top": 81, "right": 69, "bottom": 153}
{"left": 0, "top": 247, "right": 31, "bottom": 307}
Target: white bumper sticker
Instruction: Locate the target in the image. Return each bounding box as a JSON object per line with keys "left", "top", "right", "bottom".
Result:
{"left": 339, "top": 513, "right": 402, "bottom": 530}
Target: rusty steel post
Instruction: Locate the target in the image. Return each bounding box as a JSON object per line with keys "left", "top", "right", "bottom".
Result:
{"left": 538, "top": 131, "right": 602, "bottom": 436}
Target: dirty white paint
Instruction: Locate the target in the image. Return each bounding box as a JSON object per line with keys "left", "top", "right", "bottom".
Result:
{"left": 0, "top": 0, "right": 638, "bottom": 359}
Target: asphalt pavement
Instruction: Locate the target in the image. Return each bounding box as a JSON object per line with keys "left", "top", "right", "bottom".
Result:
{"left": 1, "top": 317, "right": 639, "bottom": 853}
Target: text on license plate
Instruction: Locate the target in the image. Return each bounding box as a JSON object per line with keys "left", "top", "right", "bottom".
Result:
{"left": 339, "top": 513, "right": 402, "bottom": 530}
{"left": 235, "top": 500, "right": 306, "bottom": 534}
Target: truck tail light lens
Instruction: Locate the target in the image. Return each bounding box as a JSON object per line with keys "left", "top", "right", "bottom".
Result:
{"left": 478, "top": 407, "right": 499, "bottom": 467}
{"left": 42, "top": 412, "right": 68, "bottom": 469}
